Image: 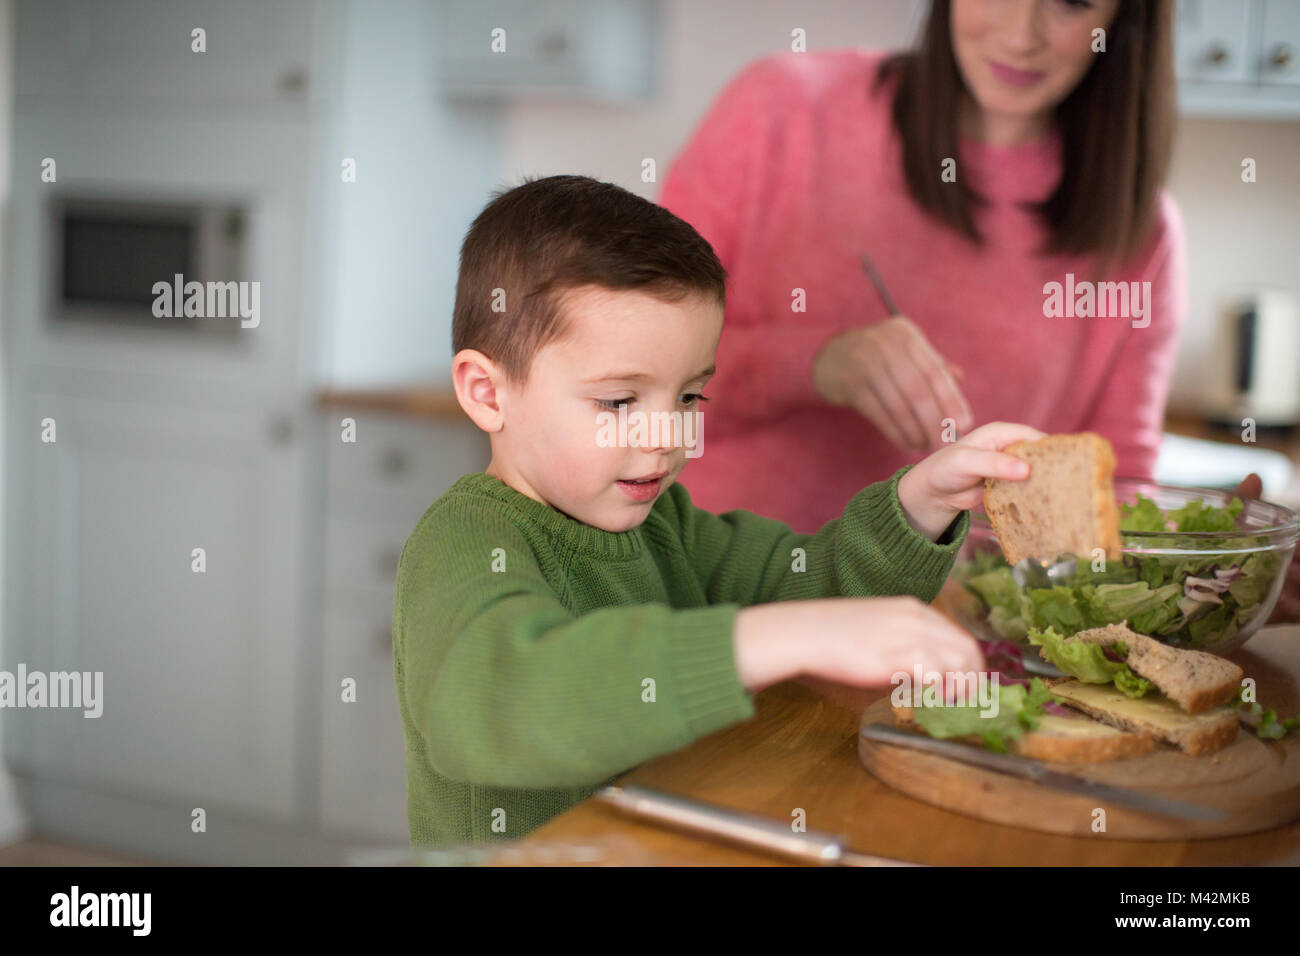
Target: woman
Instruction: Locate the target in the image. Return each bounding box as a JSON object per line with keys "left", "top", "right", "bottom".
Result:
{"left": 659, "top": 0, "right": 1180, "bottom": 533}
{"left": 661, "top": 0, "right": 1300, "bottom": 624}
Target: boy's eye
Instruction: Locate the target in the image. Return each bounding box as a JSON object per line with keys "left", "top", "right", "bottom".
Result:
{"left": 595, "top": 394, "right": 709, "bottom": 410}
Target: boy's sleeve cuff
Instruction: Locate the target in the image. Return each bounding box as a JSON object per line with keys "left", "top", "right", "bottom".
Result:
{"left": 664, "top": 604, "right": 757, "bottom": 738}
{"left": 849, "top": 465, "right": 970, "bottom": 599}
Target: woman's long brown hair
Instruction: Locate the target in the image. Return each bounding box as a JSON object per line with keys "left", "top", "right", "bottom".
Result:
{"left": 877, "top": 0, "right": 1175, "bottom": 268}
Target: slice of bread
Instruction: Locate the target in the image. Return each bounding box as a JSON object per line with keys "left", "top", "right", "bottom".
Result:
{"left": 983, "top": 432, "right": 1122, "bottom": 566}
{"left": 891, "top": 703, "right": 1154, "bottom": 763}
{"left": 1070, "top": 623, "right": 1244, "bottom": 714}
{"left": 1048, "top": 680, "right": 1239, "bottom": 756}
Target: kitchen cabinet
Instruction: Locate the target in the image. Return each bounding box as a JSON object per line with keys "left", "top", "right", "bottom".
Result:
{"left": 315, "top": 409, "right": 489, "bottom": 842}
{"left": 15, "top": 0, "right": 316, "bottom": 115}
{"left": 1176, "top": 0, "right": 1300, "bottom": 117}
{"left": 5, "top": 385, "right": 308, "bottom": 823}
{"left": 2, "top": 0, "right": 496, "bottom": 862}
{"left": 433, "top": 0, "right": 658, "bottom": 102}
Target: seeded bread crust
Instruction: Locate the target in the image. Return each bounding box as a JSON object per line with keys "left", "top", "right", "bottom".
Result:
{"left": 890, "top": 702, "right": 1154, "bottom": 763}
{"left": 982, "top": 433, "right": 1122, "bottom": 566}
{"left": 1071, "top": 623, "right": 1244, "bottom": 714}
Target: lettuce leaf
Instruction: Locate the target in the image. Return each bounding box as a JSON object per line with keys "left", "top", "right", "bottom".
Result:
{"left": 1168, "top": 496, "right": 1244, "bottom": 533}
{"left": 1120, "top": 496, "right": 1169, "bottom": 532}
{"left": 1086, "top": 581, "right": 1182, "bottom": 628}
{"left": 1113, "top": 666, "right": 1155, "bottom": 698}
{"left": 1026, "top": 626, "right": 1153, "bottom": 698}
{"left": 964, "top": 566, "right": 1033, "bottom": 640}
{"left": 952, "top": 550, "right": 1011, "bottom": 582}
{"left": 1228, "top": 551, "right": 1281, "bottom": 611}
{"left": 1027, "top": 586, "right": 1086, "bottom": 632}
{"left": 1229, "top": 688, "right": 1300, "bottom": 740}
{"left": 911, "top": 677, "right": 1057, "bottom": 752}
{"left": 1121, "top": 494, "right": 1244, "bottom": 534}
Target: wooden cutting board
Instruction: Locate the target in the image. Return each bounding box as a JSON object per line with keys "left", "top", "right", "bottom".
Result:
{"left": 857, "top": 625, "right": 1300, "bottom": 839}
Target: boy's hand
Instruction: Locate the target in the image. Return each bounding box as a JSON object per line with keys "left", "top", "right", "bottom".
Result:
{"left": 734, "top": 596, "right": 985, "bottom": 694}
{"left": 896, "top": 421, "right": 1046, "bottom": 541}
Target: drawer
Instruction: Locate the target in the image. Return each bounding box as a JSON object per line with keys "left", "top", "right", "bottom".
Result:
{"left": 324, "top": 586, "right": 399, "bottom": 650}
{"left": 324, "top": 515, "right": 417, "bottom": 595}
{"left": 325, "top": 414, "right": 489, "bottom": 508}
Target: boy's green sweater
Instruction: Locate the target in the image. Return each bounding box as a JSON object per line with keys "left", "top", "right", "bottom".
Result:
{"left": 392, "top": 465, "right": 968, "bottom": 847}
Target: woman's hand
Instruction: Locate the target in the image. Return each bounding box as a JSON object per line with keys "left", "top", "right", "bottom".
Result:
{"left": 1234, "top": 473, "right": 1300, "bottom": 624}
{"left": 812, "top": 316, "right": 975, "bottom": 453}
{"left": 897, "top": 421, "right": 1046, "bottom": 540}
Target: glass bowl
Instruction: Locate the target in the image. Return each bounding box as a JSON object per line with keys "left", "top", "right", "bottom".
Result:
{"left": 940, "top": 479, "right": 1299, "bottom": 673}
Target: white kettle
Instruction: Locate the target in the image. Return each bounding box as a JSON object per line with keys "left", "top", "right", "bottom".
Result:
{"left": 1203, "top": 289, "right": 1300, "bottom": 429}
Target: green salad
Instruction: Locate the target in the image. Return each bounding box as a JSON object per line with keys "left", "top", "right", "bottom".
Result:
{"left": 953, "top": 493, "right": 1283, "bottom": 650}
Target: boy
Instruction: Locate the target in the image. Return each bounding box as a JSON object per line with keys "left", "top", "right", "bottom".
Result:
{"left": 393, "top": 174, "right": 1040, "bottom": 847}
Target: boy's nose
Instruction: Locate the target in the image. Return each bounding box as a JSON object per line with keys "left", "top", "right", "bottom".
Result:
{"left": 640, "top": 411, "right": 685, "bottom": 453}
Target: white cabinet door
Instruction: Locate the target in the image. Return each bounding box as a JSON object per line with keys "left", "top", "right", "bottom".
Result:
{"left": 16, "top": 0, "right": 315, "bottom": 110}
{"left": 318, "top": 599, "right": 410, "bottom": 844}
{"left": 433, "top": 0, "right": 658, "bottom": 102}
{"left": 324, "top": 415, "right": 489, "bottom": 522}
{"left": 1260, "top": 0, "right": 1300, "bottom": 87}
{"left": 8, "top": 388, "right": 305, "bottom": 822}
{"left": 1175, "top": 0, "right": 1253, "bottom": 84}
{"left": 316, "top": 412, "right": 490, "bottom": 841}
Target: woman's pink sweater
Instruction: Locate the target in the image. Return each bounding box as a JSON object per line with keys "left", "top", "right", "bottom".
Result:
{"left": 658, "top": 49, "right": 1186, "bottom": 533}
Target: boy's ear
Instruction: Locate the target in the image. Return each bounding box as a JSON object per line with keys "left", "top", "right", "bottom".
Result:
{"left": 452, "top": 349, "right": 507, "bottom": 433}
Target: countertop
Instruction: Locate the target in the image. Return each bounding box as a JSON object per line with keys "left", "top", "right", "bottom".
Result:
{"left": 316, "top": 385, "right": 466, "bottom": 420}
{"left": 312, "top": 388, "right": 1298, "bottom": 465}
{"left": 504, "top": 623, "right": 1300, "bottom": 866}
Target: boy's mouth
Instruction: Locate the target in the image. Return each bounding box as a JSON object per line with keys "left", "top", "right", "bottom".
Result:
{"left": 616, "top": 471, "right": 667, "bottom": 503}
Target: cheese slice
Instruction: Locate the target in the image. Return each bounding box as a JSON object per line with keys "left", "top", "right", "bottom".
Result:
{"left": 1049, "top": 680, "right": 1239, "bottom": 756}
{"left": 1034, "top": 713, "right": 1133, "bottom": 739}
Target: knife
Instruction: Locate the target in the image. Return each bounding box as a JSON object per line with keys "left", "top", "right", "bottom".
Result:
{"left": 597, "top": 784, "right": 922, "bottom": 866}
{"left": 860, "top": 722, "right": 1226, "bottom": 822}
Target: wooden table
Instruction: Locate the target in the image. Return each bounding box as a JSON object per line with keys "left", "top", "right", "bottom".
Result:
{"left": 515, "top": 623, "right": 1300, "bottom": 866}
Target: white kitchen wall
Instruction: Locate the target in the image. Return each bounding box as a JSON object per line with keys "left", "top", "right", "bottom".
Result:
{"left": 498, "top": 0, "right": 922, "bottom": 192}
{"left": 1165, "top": 118, "right": 1300, "bottom": 414}
{"left": 496, "top": 0, "right": 1299, "bottom": 421}
{"left": 313, "top": 0, "right": 502, "bottom": 386}
{"left": 0, "top": 0, "right": 30, "bottom": 846}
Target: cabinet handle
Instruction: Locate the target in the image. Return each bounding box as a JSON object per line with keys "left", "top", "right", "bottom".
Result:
{"left": 1270, "top": 45, "right": 1294, "bottom": 71}
{"left": 268, "top": 415, "right": 293, "bottom": 445}
{"left": 1204, "top": 42, "right": 1229, "bottom": 66}
{"left": 538, "top": 31, "right": 568, "bottom": 56}
{"left": 379, "top": 448, "right": 408, "bottom": 479}
{"left": 378, "top": 547, "right": 402, "bottom": 577}
{"left": 279, "top": 66, "right": 308, "bottom": 94}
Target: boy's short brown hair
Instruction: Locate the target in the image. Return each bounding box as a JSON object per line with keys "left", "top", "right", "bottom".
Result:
{"left": 452, "top": 174, "right": 727, "bottom": 383}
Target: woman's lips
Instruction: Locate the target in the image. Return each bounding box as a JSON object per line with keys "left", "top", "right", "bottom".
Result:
{"left": 989, "top": 60, "right": 1045, "bottom": 88}
{"left": 617, "top": 474, "right": 665, "bottom": 502}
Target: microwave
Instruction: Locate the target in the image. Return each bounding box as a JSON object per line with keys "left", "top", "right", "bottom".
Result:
{"left": 48, "top": 195, "right": 249, "bottom": 333}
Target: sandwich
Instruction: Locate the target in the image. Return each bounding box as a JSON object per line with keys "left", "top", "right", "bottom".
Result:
{"left": 891, "top": 689, "right": 1155, "bottom": 763}
{"left": 891, "top": 622, "right": 1243, "bottom": 761}
{"left": 1029, "top": 622, "right": 1242, "bottom": 756}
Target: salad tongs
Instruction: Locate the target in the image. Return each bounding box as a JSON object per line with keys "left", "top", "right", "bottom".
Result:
{"left": 1011, "top": 553, "right": 1078, "bottom": 590}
